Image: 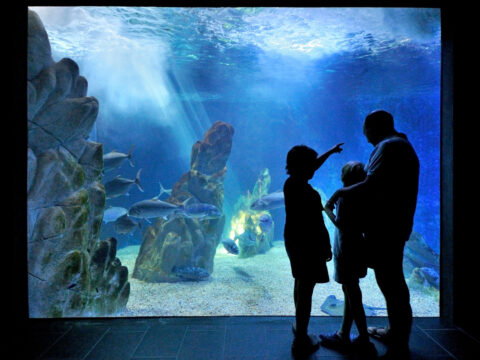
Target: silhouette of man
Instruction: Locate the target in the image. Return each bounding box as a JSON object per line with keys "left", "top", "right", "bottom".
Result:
{"left": 327, "top": 110, "right": 419, "bottom": 359}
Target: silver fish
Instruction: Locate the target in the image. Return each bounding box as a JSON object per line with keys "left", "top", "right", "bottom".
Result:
{"left": 103, "top": 206, "right": 128, "bottom": 223}
{"left": 128, "top": 198, "right": 181, "bottom": 219}
{"left": 113, "top": 214, "right": 141, "bottom": 235}
{"left": 180, "top": 197, "right": 222, "bottom": 219}
{"left": 250, "top": 190, "right": 285, "bottom": 211}
{"left": 104, "top": 169, "right": 144, "bottom": 199}
{"left": 221, "top": 238, "right": 239, "bottom": 255}
{"left": 103, "top": 145, "right": 134, "bottom": 172}
{"left": 258, "top": 213, "right": 273, "bottom": 233}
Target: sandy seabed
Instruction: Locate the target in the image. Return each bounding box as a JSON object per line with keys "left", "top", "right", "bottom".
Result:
{"left": 116, "top": 242, "right": 439, "bottom": 317}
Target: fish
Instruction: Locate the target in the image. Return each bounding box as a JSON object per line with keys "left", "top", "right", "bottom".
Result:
{"left": 320, "top": 295, "right": 386, "bottom": 316}
{"left": 419, "top": 267, "right": 439, "bottom": 288}
{"left": 258, "top": 213, "right": 273, "bottom": 233}
{"left": 153, "top": 182, "right": 172, "bottom": 199}
{"left": 171, "top": 266, "right": 210, "bottom": 281}
{"left": 179, "top": 197, "right": 222, "bottom": 220}
{"left": 128, "top": 198, "right": 181, "bottom": 219}
{"left": 103, "top": 145, "right": 135, "bottom": 172}
{"left": 233, "top": 266, "right": 253, "bottom": 282}
{"left": 411, "top": 267, "right": 440, "bottom": 289}
{"left": 104, "top": 169, "right": 144, "bottom": 199}
{"left": 113, "top": 214, "right": 142, "bottom": 235}
{"left": 221, "top": 238, "right": 239, "bottom": 255}
{"left": 250, "top": 190, "right": 285, "bottom": 211}
{"left": 102, "top": 206, "right": 128, "bottom": 223}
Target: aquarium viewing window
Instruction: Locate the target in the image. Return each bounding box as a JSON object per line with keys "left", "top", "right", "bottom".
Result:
{"left": 27, "top": 7, "right": 442, "bottom": 318}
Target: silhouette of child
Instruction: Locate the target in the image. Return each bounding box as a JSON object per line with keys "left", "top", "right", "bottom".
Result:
{"left": 283, "top": 143, "right": 342, "bottom": 357}
{"left": 320, "top": 161, "right": 377, "bottom": 357}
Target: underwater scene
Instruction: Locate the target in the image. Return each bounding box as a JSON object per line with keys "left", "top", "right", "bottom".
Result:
{"left": 27, "top": 7, "right": 440, "bottom": 318}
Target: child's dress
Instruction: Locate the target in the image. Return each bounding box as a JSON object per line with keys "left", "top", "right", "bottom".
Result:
{"left": 283, "top": 177, "right": 331, "bottom": 283}
{"left": 332, "top": 195, "right": 367, "bottom": 284}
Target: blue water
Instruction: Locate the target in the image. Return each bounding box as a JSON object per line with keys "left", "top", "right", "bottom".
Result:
{"left": 32, "top": 7, "right": 441, "bottom": 254}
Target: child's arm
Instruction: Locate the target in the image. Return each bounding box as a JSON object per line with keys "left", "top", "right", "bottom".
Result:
{"left": 324, "top": 205, "right": 344, "bottom": 232}
{"left": 314, "top": 143, "right": 344, "bottom": 171}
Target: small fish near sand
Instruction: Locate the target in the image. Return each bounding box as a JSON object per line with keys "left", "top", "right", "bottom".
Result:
{"left": 258, "top": 213, "right": 273, "bottom": 233}
{"left": 250, "top": 190, "right": 285, "bottom": 211}
{"left": 320, "top": 295, "right": 386, "bottom": 316}
{"left": 222, "top": 238, "right": 239, "bottom": 255}
{"left": 103, "top": 206, "right": 128, "bottom": 223}
{"left": 103, "top": 145, "right": 135, "bottom": 172}
{"left": 104, "top": 169, "right": 144, "bottom": 199}
{"left": 233, "top": 266, "right": 253, "bottom": 282}
{"left": 172, "top": 266, "right": 210, "bottom": 281}
{"left": 128, "top": 198, "right": 181, "bottom": 219}
{"left": 114, "top": 214, "right": 142, "bottom": 235}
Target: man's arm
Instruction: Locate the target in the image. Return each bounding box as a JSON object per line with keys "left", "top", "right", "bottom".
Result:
{"left": 323, "top": 207, "right": 339, "bottom": 228}
{"left": 326, "top": 175, "right": 373, "bottom": 210}
{"left": 327, "top": 140, "right": 387, "bottom": 209}
{"left": 314, "top": 143, "right": 344, "bottom": 170}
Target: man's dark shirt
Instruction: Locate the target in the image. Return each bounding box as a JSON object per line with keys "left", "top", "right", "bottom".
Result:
{"left": 364, "top": 134, "right": 420, "bottom": 240}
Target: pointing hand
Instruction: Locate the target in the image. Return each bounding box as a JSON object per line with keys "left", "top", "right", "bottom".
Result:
{"left": 330, "top": 143, "right": 344, "bottom": 154}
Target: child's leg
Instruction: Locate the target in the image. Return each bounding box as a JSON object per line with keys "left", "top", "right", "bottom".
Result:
{"left": 294, "top": 279, "right": 316, "bottom": 337}
{"left": 339, "top": 284, "right": 354, "bottom": 339}
{"left": 344, "top": 280, "right": 369, "bottom": 339}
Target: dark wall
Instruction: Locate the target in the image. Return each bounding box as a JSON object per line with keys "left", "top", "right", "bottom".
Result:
{"left": 11, "top": 2, "right": 479, "bottom": 344}
{"left": 449, "top": 4, "right": 479, "bottom": 341}
{"left": 12, "top": 2, "right": 28, "bottom": 349}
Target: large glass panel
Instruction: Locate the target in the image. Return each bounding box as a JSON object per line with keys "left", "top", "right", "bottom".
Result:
{"left": 27, "top": 7, "right": 440, "bottom": 317}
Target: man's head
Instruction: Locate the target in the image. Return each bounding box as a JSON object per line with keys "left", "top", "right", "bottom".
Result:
{"left": 363, "top": 110, "right": 396, "bottom": 145}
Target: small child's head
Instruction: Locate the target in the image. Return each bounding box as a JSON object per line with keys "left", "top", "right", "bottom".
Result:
{"left": 341, "top": 161, "right": 366, "bottom": 186}
{"left": 286, "top": 145, "right": 318, "bottom": 180}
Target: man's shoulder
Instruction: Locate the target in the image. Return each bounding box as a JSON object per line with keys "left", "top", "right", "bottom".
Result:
{"left": 388, "top": 134, "right": 412, "bottom": 144}
{"left": 376, "top": 135, "right": 419, "bottom": 168}
{"left": 380, "top": 135, "right": 415, "bottom": 153}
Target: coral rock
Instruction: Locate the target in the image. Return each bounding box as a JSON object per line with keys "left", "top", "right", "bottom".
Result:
{"left": 27, "top": 10, "right": 53, "bottom": 80}
{"left": 27, "top": 9, "right": 129, "bottom": 317}
{"left": 133, "top": 121, "right": 233, "bottom": 282}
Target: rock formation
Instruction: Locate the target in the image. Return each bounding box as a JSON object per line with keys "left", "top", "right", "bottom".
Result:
{"left": 133, "top": 121, "right": 234, "bottom": 282}
{"left": 404, "top": 231, "right": 440, "bottom": 290}
{"left": 27, "top": 9, "right": 129, "bottom": 317}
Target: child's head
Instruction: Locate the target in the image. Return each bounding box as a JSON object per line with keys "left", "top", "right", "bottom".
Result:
{"left": 341, "top": 161, "right": 366, "bottom": 186}
{"left": 286, "top": 145, "right": 318, "bottom": 179}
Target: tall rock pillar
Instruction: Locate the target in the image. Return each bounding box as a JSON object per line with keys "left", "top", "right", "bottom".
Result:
{"left": 133, "top": 121, "right": 234, "bottom": 282}
{"left": 27, "top": 10, "right": 129, "bottom": 317}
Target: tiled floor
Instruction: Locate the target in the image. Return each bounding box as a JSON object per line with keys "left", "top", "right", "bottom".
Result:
{"left": 22, "top": 316, "right": 480, "bottom": 360}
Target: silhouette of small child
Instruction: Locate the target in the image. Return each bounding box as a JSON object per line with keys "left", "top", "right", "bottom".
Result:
{"left": 283, "top": 143, "right": 342, "bottom": 357}
{"left": 321, "top": 161, "right": 377, "bottom": 357}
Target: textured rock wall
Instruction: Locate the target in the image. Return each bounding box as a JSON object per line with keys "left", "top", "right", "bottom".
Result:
{"left": 27, "top": 10, "right": 129, "bottom": 317}
{"left": 133, "top": 121, "right": 234, "bottom": 282}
